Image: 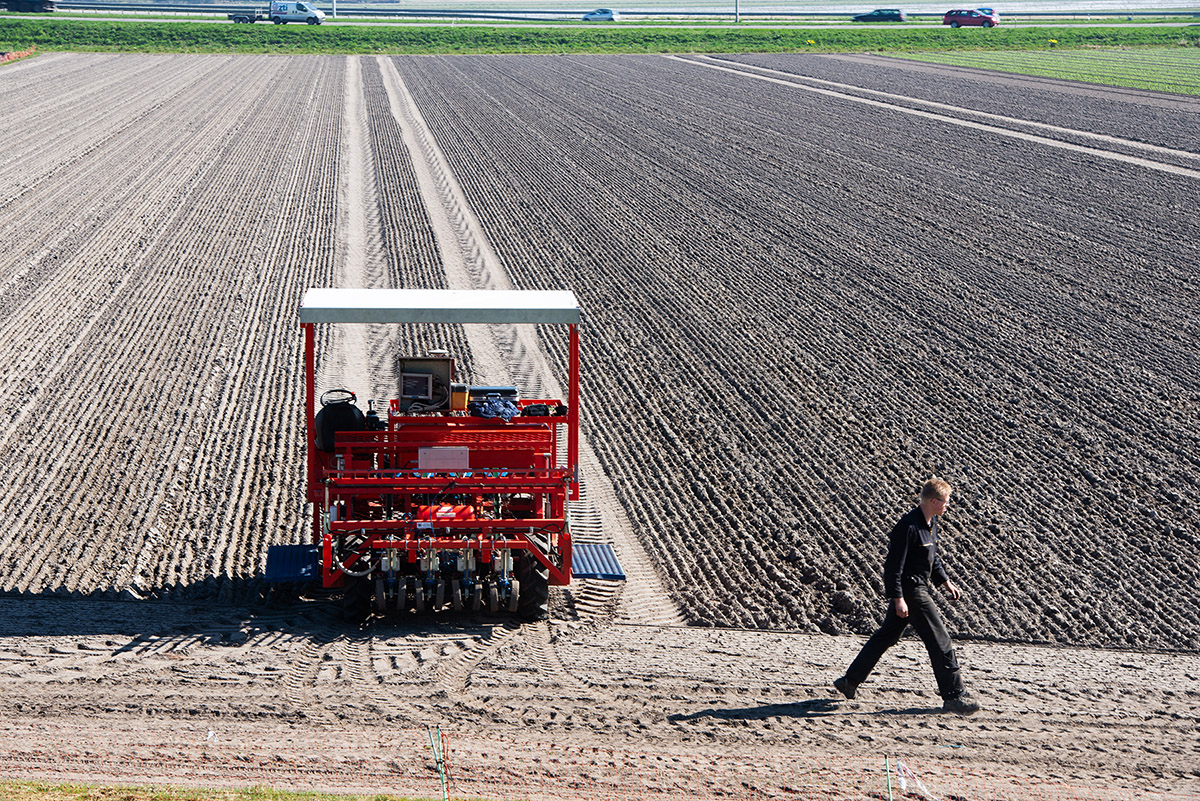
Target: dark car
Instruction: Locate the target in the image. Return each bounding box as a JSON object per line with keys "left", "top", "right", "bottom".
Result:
{"left": 852, "top": 8, "right": 906, "bottom": 21}
{"left": 943, "top": 8, "right": 1000, "bottom": 26}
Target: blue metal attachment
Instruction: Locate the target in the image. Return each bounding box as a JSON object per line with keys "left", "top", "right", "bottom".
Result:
{"left": 265, "top": 544, "right": 320, "bottom": 583}
{"left": 571, "top": 542, "right": 625, "bottom": 581}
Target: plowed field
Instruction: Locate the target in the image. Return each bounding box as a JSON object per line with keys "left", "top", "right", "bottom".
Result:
{"left": 0, "top": 51, "right": 1197, "bottom": 799}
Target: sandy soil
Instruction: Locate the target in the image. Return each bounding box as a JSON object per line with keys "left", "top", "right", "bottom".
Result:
{"left": 0, "top": 595, "right": 1196, "bottom": 799}
{"left": 0, "top": 52, "right": 1197, "bottom": 799}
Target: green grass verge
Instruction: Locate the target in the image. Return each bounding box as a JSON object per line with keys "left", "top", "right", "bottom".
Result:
{"left": 2, "top": 17, "right": 1199, "bottom": 55}
{"left": 894, "top": 45, "right": 1200, "bottom": 94}
{"left": 0, "top": 781, "right": 430, "bottom": 801}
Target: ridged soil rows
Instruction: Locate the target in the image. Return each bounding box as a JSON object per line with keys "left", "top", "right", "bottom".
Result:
{"left": 390, "top": 53, "right": 1199, "bottom": 650}
{"left": 0, "top": 52, "right": 1196, "bottom": 651}
{"left": 0, "top": 54, "right": 347, "bottom": 600}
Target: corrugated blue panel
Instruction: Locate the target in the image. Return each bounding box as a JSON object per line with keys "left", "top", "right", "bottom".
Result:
{"left": 265, "top": 545, "right": 321, "bottom": 583}
{"left": 572, "top": 542, "right": 625, "bottom": 581}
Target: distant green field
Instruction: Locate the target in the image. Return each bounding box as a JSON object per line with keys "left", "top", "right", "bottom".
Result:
{"left": 895, "top": 45, "right": 1200, "bottom": 95}
{"left": 1, "top": 16, "right": 1198, "bottom": 55}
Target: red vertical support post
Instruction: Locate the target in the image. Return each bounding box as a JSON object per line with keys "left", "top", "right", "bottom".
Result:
{"left": 567, "top": 323, "right": 580, "bottom": 501}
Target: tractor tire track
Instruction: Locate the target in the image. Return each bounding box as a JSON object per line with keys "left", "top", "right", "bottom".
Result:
{"left": 681, "top": 54, "right": 1200, "bottom": 179}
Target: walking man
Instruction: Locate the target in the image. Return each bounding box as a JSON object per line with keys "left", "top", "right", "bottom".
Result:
{"left": 834, "top": 478, "right": 981, "bottom": 715}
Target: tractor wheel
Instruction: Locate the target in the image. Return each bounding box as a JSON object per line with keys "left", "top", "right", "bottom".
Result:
{"left": 341, "top": 577, "right": 371, "bottom": 621}
{"left": 515, "top": 552, "right": 550, "bottom": 621}
{"left": 471, "top": 584, "right": 483, "bottom": 611}
{"left": 374, "top": 578, "right": 387, "bottom": 613}
{"left": 507, "top": 578, "right": 521, "bottom": 613}
{"left": 434, "top": 579, "right": 446, "bottom": 610}
{"left": 451, "top": 580, "right": 464, "bottom": 611}
{"left": 414, "top": 585, "right": 426, "bottom": 612}
{"left": 487, "top": 583, "right": 500, "bottom": 613}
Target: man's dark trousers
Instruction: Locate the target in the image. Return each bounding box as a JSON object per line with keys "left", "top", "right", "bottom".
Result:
{"left": 844, "top": 580, "right": 964, "bottom": 700}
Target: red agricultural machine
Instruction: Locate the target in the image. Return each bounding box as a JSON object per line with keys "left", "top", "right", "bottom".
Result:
{"left": 266, "top": 288, "right": 620, "bottom": 620}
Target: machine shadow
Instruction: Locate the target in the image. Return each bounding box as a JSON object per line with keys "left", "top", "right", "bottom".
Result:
{"left": 668, "top": 698, "right": 841, "bottom": 722}
{"left": 0, "top": 576, "right": 508, "bottom": 641}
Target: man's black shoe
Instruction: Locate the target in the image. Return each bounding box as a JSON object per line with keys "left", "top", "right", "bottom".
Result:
{"left": 943, "top": 692, "right": 981, "bottom": 716}
{"left": 833, "top": 676, "right": 856, "bottom": 700}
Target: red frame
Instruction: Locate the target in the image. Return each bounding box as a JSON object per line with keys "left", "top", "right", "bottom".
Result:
{"left": 303, "top": 321, "right": 580, "bottom": 590}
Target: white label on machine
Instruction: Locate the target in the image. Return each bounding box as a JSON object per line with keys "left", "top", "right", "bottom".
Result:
{"left": 419, "top": 446, "right": 470, "bottom": 470}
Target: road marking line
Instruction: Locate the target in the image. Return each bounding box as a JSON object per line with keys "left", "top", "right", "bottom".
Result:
{"left": 671, "top": 55, "right": 1200, "bottom": 181}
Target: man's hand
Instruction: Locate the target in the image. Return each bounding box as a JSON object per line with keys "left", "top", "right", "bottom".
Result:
{"left": 941, "top": 580, "right": 963, "bottom": 601}
{"left": 893, "top": 597, "right": 908, "bottom": 618}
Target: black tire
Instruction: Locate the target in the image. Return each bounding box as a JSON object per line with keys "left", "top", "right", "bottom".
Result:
{"left": 982, "top": 20, "right": 993, "bottom": 27}
{"left": 306, "top": 15, "right": 317, "bottom": 23}
{"left": 341, "top": 577, "right": 371, "bottom": 621}
{"left": 516, "top": 552, "right": 550, "bottom": 621}
{"left": 271, "top": 16, "right": 282, "bottom": 23}
{"left": 507, "top": 578, "right": 521, "bottom": 613}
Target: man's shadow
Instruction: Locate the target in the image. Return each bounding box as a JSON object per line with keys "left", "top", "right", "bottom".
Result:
{"left": 669, "top": 698, "right": 839, "bottom": 722}
{"left": 669, "top": 698, "right": 945, "bottom": 722}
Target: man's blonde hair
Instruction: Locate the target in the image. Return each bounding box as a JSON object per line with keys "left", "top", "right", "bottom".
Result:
{"left": 920, "top": 478, "right": 952, "bottom": 502}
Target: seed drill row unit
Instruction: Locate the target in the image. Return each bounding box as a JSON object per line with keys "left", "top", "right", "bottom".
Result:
{"left": 266, "top": 288, "right": 623, "bottom": 619}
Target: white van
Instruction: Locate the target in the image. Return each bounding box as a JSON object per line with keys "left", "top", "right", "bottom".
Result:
{"left": 269, "top": 0, "right": 325, "bottom": 24}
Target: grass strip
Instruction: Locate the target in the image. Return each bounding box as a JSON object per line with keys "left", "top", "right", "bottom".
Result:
{"left": 2, "top": 18, "right": 1198, "bottom": 55}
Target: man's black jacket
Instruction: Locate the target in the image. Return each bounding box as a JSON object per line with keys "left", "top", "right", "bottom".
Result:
{"left": 883, "top": 506, "right": 950, "bottom": 599}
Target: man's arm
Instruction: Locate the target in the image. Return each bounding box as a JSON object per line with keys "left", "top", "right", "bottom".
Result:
{"left": 882, "top": 516, "right": 909, "bottom": 602}
{"left": 930, "top": 517, "right": 957, "bottom": 599}
{"left": 938, "top": 579, "right": 963, "bottom": 601}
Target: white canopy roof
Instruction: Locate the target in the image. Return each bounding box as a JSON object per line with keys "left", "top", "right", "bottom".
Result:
{"left": 300, "top": 288, "right": 580, "bottom": 325}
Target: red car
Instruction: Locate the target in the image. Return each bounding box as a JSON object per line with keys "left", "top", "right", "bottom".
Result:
{"left": 943, "top": 8, "right": 1000, "bottom": 26}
